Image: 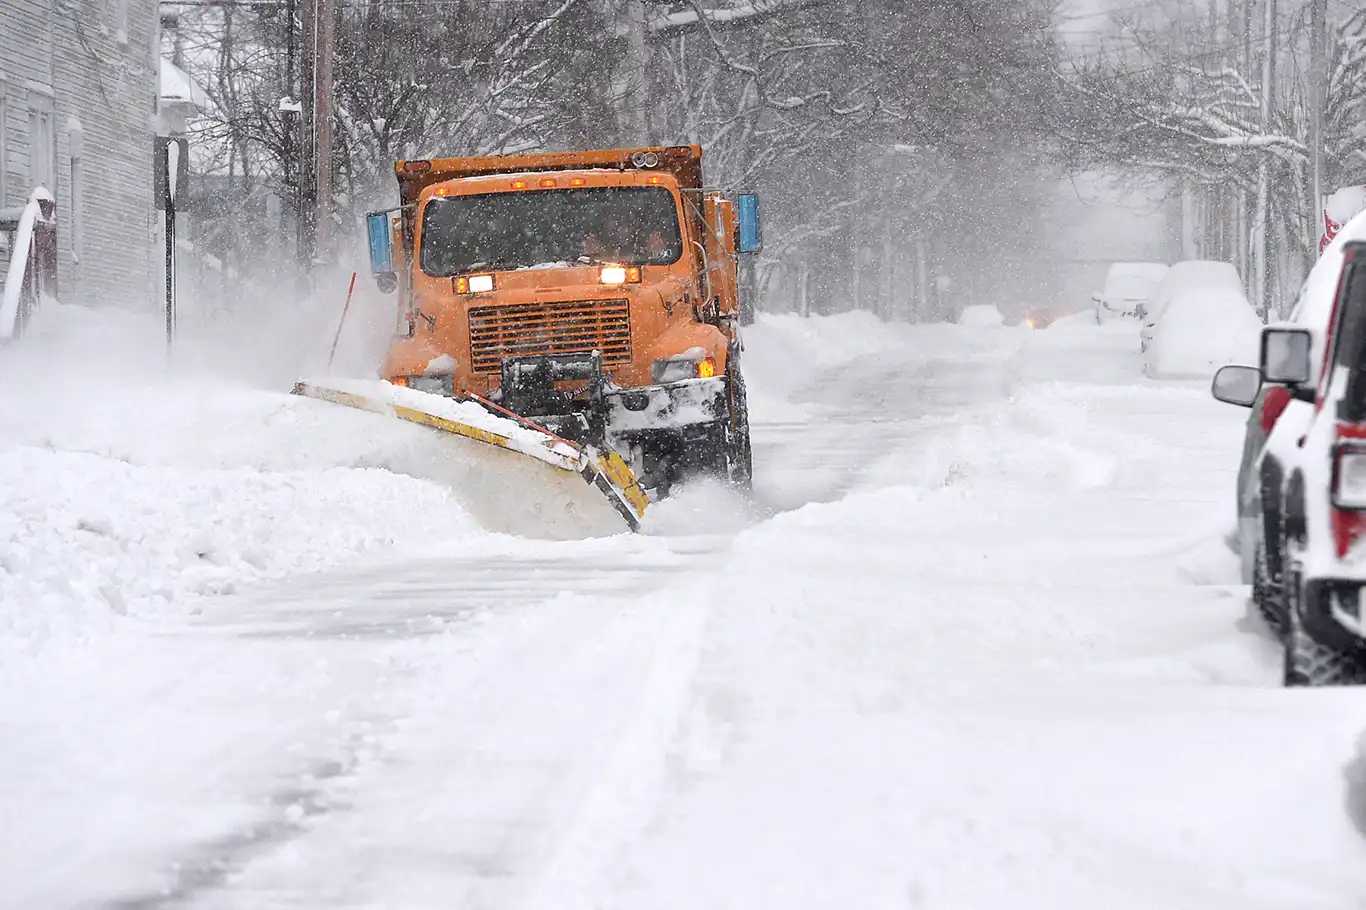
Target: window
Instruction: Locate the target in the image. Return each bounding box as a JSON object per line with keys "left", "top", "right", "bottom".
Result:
{"left": 420, "top": 187, "right": 684, "bottom": 277}
{"left": 1334, "top": 253, "right": 1366, "bottom": 421}
{"left": 29, "top": 95, "right": 55, "bottom": 194}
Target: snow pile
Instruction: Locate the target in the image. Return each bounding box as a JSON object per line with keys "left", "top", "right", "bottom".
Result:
{"left": 303, "top": 377, "right": 583, "bottom": 464}
{"left": 0, "top": 304, "right": 494, "bottom": 647}
{"left": 0, "top": 450, "right": 470, "bottom": 637}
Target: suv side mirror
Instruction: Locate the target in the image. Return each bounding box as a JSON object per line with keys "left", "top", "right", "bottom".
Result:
{"left": 1261, "top": 326, "right": 1312, "bottom": 385}
{"left": 1211, "top": 365, "right": 1262, "bottom": 408}
{"left": 737, "top": 193, "right": 762, "bottom": 254}
{"left": 366, "top": 211, "right": 397, "bottom": 293}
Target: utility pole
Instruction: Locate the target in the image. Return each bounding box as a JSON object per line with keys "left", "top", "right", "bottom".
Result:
{"left": 1252, "top": 0, "right": 1277, "bottom": 317}
{"left": 1309, "top": 0, "right": 1327, "bottom": 228}
{"left": 298, "top": 0, "right": 337, "bottom": 269}
{"left": 618, "top": 0, "right": 651, "bottom": 144}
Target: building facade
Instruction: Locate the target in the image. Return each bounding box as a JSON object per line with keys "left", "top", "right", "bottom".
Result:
{"left": 0, "top": 0, "right": 159, "bottom": 309}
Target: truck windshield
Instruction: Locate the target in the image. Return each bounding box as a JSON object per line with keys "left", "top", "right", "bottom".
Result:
{"left": 420, "top": 186, "right": 684, "bottom": 276}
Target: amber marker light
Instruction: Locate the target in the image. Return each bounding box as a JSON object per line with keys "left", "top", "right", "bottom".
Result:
{"left": 539, "top": 177, "right": 557, "bottom": 188}
{"left": 511, "top": 179, "right": 529, "bottom": 189}
{"left": 697, "top": 358, "right": 717, "bottom": 379}
{"left": 569, "top": 177, "right": 588, "bottom": 187}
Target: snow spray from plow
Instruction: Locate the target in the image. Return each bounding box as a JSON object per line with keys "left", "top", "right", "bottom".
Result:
{"left": 291, "top": 379, "right": 651, "bottom": 531}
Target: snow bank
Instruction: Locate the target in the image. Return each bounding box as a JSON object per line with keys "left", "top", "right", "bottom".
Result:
{"left": 0, "top": 449, "right": 465, "bottom": 640}
{"left": 0, "top": 304, "right": 581, "bottom": 650}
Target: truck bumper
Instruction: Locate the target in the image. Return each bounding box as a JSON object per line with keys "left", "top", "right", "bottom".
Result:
{"left": 605, "top": 377, "right": 728, "bottom": 435}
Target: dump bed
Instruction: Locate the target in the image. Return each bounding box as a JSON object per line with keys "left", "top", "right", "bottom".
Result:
{"left": 395, "top": 145, "right": 704, "bottom": 208}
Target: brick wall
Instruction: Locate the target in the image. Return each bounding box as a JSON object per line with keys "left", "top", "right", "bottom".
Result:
{"left": 0, "top": 0, "right": 157, "bottom": 310}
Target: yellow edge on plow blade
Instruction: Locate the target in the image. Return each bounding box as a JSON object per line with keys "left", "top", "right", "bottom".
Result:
{"left": 291, "top": 380, "right": 651, "bottom": 532}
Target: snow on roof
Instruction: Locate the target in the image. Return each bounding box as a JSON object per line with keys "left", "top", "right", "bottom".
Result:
{"left": 1285, "top": 208, "right": 1366, "bottom": 383}
{"left": 159, "top": 57, "right": 214, "bottom": 113}
{"left": 1161, "top": 260, "right": 1243, "bottom": 290}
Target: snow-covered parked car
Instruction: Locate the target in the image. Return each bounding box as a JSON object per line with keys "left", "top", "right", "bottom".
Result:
{"left": 1092, "top": 261, "right": 1167, "bottom": 323}
{"left": 1213, "top": 238, "right": 1366, "bottom": 686}
{"left": 1211, "top": 211, "right": 1366, "bottom": 667}
{"left": 1141, "top": 260, "right": 1260, "bottom": 378}
{"left": 958, "top": 304, "right": 1004, "bottom": 327}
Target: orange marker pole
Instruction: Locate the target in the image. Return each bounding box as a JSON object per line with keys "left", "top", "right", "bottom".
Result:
{"left": 327, "top": 271, "right": 358, "bottom": 374}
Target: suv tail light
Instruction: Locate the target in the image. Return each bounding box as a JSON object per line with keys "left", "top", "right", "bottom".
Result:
{"left": 1333, "top": 443, "right": 1366, "bottom": 510}
{"left": 1331, "top": 431, "right": 1366, "bottom": 557}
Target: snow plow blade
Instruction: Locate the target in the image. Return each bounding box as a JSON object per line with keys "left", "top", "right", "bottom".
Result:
{"left": 291, "top": 379, "right": 650, "bottom": 531}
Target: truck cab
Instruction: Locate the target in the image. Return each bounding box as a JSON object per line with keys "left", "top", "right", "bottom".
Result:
{"left": 366, "top": 145, "right": 761, "bottom": 495}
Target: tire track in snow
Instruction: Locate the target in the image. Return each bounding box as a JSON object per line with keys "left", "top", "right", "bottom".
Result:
{"left": 140, "top": 543, "right": 720, "bottom": 909}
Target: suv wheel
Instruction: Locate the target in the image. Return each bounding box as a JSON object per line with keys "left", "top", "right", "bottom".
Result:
{"left": 1252, "top": 544, "right": 1287, "bottom": 641}
{"left": 1283, "top": 569, "right": 1366, "bottom": 687}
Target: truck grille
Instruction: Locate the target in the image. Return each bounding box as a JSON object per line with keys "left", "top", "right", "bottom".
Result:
{"left": 468, "top": 298, "right": 632, "bottom": 374}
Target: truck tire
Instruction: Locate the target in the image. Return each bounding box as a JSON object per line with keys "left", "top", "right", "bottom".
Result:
{"left": 1283, "top": 570, "right": 1366, "bottom": 687}
{"left": 1253, "top": 544, "right": 1286, "bottom": 641}
{"left": 726, "top": 365, "right": 754, "bottom": 491}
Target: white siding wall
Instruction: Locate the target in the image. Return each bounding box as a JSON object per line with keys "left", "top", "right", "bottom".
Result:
{"left": 0, "top": 0, "right": 157, "bottom": 309}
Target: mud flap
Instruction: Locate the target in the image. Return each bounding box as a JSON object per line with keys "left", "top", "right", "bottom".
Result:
{"left": 292, "top": 379, "right": 650, "bottom": 532}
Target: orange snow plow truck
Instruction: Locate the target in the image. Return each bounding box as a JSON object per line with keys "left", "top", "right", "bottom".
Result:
{"left": 364, "top": 145, "right": 760, "bottom": 498}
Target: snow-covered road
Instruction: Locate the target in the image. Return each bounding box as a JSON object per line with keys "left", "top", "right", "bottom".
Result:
{"left": 5, "top": 307, "right": 1366, "bottom": 908}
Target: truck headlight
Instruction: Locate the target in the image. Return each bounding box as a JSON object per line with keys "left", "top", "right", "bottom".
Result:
{"left": 652, "top": 356, "right": 717, "bottom": 384}
{"left": 600, "top": 266, "right": 641, "bottom": 285}
{"left": 454, "top": 274, "right": 495, "bottom": 294}
{"left": 1333, "top": 446, "right": 1366, "bottom": 510}
{"left": 407, "top": 375, "right": 452, "bottom": 396}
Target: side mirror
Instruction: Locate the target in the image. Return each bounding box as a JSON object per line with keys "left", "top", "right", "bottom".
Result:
{"left": 366, "top": 211, "right": 397, "bottom": 293}
{"left": 737, "top": 193, "right": 762, "bottom": 254}
{"left": 1211, "top": 364, "right": 1262, "bottom": 408}
{"left": 1261, "top": 326, "right": 1312, "bottom": 385}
